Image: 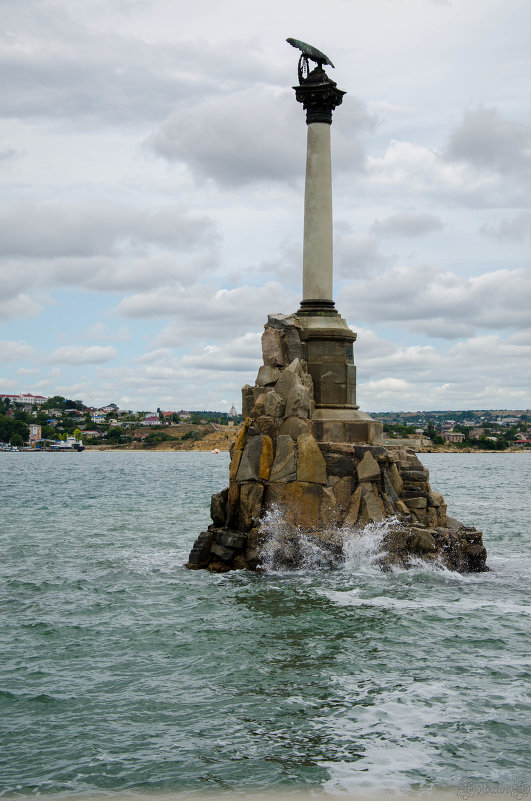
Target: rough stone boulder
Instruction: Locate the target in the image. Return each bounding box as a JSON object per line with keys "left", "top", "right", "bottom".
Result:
{"left": 185, "top": 314, "right": 488, "bottom": 574}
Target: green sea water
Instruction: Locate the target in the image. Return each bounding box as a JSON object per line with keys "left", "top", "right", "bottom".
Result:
{"left": 0, "top": 451, "right": 530, "bottom": 797}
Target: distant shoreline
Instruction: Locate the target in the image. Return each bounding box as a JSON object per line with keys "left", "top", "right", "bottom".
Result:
{"left": 81, "top": 443, "right": 529, "bottom": 454}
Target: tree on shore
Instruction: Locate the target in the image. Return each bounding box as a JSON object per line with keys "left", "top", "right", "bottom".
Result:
{"left": 424, "top": 421, "right": 444, "bottom": 445}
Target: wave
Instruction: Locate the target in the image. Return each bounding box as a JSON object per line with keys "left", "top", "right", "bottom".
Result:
{"left": 257, "top": 507, "right": 392, "bottom": 573}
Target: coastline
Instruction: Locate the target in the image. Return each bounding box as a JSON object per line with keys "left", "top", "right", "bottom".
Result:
{"left": 85, "top": 427, "right": 239, "bottom": 453}
{"left": 83, "top": 440, "right": 530, "bottom": 455}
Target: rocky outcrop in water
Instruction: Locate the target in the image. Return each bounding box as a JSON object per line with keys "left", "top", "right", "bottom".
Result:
{"left": 186, "top": 314, "right": 488, "bottom": 574}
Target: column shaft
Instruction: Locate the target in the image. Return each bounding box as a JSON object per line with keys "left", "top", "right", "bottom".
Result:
{"left": 303, "top": 122, "right": 333, "bottom": 302}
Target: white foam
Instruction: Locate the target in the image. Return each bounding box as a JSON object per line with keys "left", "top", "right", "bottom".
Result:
{"left": 321, "top": 587, "right": 531, "bottom": 617}
{"left": 316, "top": 678, "right": 462, "bottom": 794}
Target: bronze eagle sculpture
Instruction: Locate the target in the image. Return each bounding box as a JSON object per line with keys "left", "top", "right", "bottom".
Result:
{"left": 286, "top": 38, "right": 335, "bottom": 83}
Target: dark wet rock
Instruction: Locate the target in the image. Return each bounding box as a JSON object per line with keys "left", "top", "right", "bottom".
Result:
{"left": 210, "top": 489, "right": 228, "bottom": 527}
{"left": 186, "top": 531, "right": 214, "bottom": 569}
{"left": 322, "top": 450, "right": 357, "bottom": 477}
{"left": 239, "top": 484, "right": 264, "bottom": 531}
{"left": 217, "top": 530, "right": 247, "bottom": 550}
{"left": 210, "top": 542, "right": 235, "bottom": 562}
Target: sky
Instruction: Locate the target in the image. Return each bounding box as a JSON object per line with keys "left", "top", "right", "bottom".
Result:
{"left": 1, "top": 0, "right": 530, "bottom": 413}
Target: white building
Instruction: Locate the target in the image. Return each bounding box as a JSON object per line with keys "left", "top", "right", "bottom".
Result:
{"left": 142, "top": 414, "right": 160, "bottom": 426}
{"left": 1, "top": 392, "right": 48, "bottom": 406}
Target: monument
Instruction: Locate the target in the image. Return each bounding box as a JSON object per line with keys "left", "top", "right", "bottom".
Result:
{"left": 185, "top": 40, "right": 488, "bottom": 574}
{"left": 287, "top": 37, "right": 382, "bottom": 445}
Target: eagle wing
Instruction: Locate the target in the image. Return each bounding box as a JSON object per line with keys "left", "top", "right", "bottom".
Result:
{"left": 286, "top": 38, "right": 335, "bottom": 68}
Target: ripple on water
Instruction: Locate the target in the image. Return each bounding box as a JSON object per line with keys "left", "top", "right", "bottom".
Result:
{"left": 0, "top": 451, "right": 530, "bottom": 796}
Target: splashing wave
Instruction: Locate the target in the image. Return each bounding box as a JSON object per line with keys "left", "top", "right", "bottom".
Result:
{"left": 258, "top": 505, "right": 395, "bottom": 572}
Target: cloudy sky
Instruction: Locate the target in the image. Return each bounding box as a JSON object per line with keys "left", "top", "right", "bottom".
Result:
{"left": 1, "top": 0, "right": 530, "bottom": 413}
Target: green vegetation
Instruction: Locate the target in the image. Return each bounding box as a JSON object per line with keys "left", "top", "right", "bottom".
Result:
{"left": 41, "top": 395, "right": 85, "bottom": 411}
{"left": 0, "top": 415, "right": 29, "bottom": 445}
{"left": 383, "top": 423, "right": 417, "bottom": 438}
{"left": 143, "top": 431, "right": 177, "bottom": 447}
{"left": 424, "top": 421, "right": 445, "bottom": 445}
{"left": 105, "top": 427, "right": 129, "bottom": 445}
{"left": 181, "top": 429, "right": 203, "bottom": 442}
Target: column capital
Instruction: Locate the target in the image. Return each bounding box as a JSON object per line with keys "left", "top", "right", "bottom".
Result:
{"left": 294, "top": 66, "right": 346, "bottom": 125}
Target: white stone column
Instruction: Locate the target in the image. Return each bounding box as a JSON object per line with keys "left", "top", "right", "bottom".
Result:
{"left": 303, "top": 122, "right": 333, "bottom": 302}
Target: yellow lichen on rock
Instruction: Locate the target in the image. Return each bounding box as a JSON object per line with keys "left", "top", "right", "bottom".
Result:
{"left": 259, "top": 435, "right": 274, "bottom": 480}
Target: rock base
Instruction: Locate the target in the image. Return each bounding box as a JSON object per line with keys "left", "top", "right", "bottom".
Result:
{"left": 186, "top": 313, "right": 488, "bottom": 575}
{"left": 186, "top": 440, "right": 488, "bottom": 574}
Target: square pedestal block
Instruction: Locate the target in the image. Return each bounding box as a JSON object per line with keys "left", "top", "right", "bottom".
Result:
{"left": 312, "top": 409, "right": 384, "bottom": 445}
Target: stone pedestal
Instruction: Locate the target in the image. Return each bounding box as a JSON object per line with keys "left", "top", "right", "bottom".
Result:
{"left": 297, "top": 310, "right": 383, "bottom": 445}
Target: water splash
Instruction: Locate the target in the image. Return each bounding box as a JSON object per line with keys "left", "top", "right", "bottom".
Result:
{"left": 258, "top": 504, "right": 344, "bottom": 571}
{"left": 257, "top": 505, "right": 394, "bottom": 572}
{"left": 342, "top": 518, "right": 394, "bottom": 571}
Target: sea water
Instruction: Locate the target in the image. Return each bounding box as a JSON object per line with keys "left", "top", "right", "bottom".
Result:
{"left": 0, "top": 452, "right": 530, "bottom": 798}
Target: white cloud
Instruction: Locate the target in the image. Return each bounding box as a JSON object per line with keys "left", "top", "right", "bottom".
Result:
{"left": 17, "top": 367, "right": 40, "bottom": 375}
{"left": 117, "top": 281, "right": 298, "bottom": 346}
{"left": 357, "top": 330, "right": 531, "bottom": 411}
{"left": 48, "top": 345, "right": 118, "bottom": 365}
{"left": 364, "top": 140, "right": 498, "bottom": 206}
{"left": 0, "top": 339, "right": 35, "bottom": 362}
{"left": 83, "top": 322, "right": 131, "bottom": 342}
{"left": 0, "top": 293, "right": 43, "bottom": 321}
{"left": 180, "top": 333, "right": 261, "bottom": 372}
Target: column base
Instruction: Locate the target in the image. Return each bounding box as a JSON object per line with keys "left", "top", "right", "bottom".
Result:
{"left": 298, "top": 298, "right": 337, "bottom": 316}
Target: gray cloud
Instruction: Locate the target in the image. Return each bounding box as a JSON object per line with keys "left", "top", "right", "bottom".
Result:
{"left": 371, "top": 212, "right": 444, "bottom": 237}
{"left": 148, "top": 89, "right": 303, "bottom": 186}
{"left": 0, "top": 201, "right": 218, "bottom": 258}
{"left": 446, "top": 107, "right": 531, "bottom": 174}
{"left": 148, "top": 89, "right": 373, "bottom": 187}
{"left": 0, "top": 3, "right": 284, "bottom": 126}
{"left": 341, "top": 264, "right": 531, "bottom": 338}
{"left": 335, "top": 232, "right": 389, "bottom": 278}
{"left": 480, "top": 212, "right": 531, "bottom": 242}
{"left": 0, "top": 200, "right": 221, "bottom": 320}
{"left": 0, "top": 147, "right": 19, "bottom": 163}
